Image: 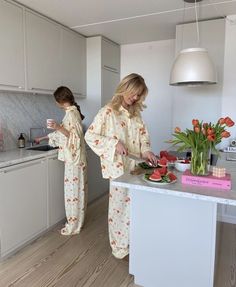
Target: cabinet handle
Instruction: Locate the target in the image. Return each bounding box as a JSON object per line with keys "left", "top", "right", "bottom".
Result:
{"left": 103, "top": 65, "right": 119, "bottom": 73}
{"left": 30, "top": 87, "right": 54, "bottom": 93}
{"left": 0, "top": 83, "right": 23, "bottom": 89}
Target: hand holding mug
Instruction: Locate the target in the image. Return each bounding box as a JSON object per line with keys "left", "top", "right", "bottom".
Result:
{"left": 47, "top": 119, "right": 60, "bottom": 130}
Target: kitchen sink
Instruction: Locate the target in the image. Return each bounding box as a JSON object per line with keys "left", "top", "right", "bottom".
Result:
{"left": 26, "top": 145, "right": 58, "bottom": 151}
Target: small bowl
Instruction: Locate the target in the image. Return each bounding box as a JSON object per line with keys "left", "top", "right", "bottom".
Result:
{"left": 175, "top": 159, "right": 191, "bottom": 172}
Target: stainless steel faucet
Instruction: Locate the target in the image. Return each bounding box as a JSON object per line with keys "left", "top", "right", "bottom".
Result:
{"left": 29, "top": 127, "right": 46, "bottom": 146}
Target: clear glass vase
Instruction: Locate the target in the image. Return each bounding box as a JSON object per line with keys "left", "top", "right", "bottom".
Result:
{"left": 190, "top": 149, "right": 210, "bottom": 176}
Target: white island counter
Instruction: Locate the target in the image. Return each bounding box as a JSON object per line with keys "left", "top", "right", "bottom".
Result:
{"left": 112, "top": 167, "right": 236, "bottom": 287}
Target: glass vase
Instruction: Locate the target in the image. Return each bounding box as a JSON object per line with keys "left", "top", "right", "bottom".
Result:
{"left": 190, "top": 149, "right": 210, "bottom": 176}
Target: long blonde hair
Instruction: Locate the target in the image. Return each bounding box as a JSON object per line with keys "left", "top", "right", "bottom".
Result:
{"left": 109, "top": 73, "right": 148, "bottom": 118}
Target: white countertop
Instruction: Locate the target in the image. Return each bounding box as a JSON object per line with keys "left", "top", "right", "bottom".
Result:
{"left": 0, "top": 148, "right": 58, "bottom": 168}
{"left": 0, "top": 144, "right": 91, "bottom": 168}
{"left": 112, "top": 156, "right": 236, "bottom": 206}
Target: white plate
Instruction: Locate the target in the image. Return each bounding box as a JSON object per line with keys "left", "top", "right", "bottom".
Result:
{"left": 142, "top": 175, "right": 177, "bottom": 185}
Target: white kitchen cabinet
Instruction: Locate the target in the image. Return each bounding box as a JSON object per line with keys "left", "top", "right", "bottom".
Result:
{"left": 102, "top": 38, "right": 120, "bottom": 73}
{"left": 48, "top": 156, "right": 65, "bottom": 226}
{"left": 102, "top": 68, "right": 120, "bottom": 106}
{"left": 0, "top": 159, "right": 47, "bottom": 259}
{"left": 86, "top": 36, "right": 120, "bottom": 123}
{"left": 0, "top": 0, "right": 24, "bottom": 91}
{"left": 87, "top": 148, "right": 109, "bottom": 202}
{"left": 25, "top": 10, "right": 61, "bottom": 93}
{"left": 61, "top": 28, "right": 86, "bottom": 97}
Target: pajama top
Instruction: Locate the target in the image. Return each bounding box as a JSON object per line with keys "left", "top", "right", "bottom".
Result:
{"left": 85, "top": 105, "right": 151, "bottom": 179}
{"left": 48, "top": 105, "right": 86, "bottom": 166}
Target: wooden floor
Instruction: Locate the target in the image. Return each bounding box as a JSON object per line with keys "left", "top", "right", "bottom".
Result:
{"left": 0, "top": 195, "right": 235, "bottom": 287}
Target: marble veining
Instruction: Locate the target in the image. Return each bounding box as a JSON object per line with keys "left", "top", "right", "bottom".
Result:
{"left": 0, "top": 91, "right": 63, "bottom": 151}
{"left": 0, "top": 148, "right": 58, "bottom": 169}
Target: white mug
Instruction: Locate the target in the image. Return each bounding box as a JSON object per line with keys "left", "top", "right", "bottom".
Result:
{"left": 47, "top": 119, "right": 55, "bottom": 129}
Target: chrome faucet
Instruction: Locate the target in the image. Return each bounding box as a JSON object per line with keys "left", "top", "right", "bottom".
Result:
{"left": 29, "top": 127, "right": 46, "bottom": 146}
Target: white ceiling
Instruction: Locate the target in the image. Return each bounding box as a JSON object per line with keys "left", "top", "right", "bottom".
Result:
{"left": 14, "top": 0, "right": 236, "bottom": 44}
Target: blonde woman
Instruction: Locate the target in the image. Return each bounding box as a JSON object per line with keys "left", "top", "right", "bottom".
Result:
{"left": 85, "top": 73, "right": 157, "bottom": 259}
{"left": 35, "top": 86, "right": 87, "bottom": 235}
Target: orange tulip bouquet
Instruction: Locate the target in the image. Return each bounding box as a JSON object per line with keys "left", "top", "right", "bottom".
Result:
{"left": 171, "top": 117, "right": 235, "bottom": 175}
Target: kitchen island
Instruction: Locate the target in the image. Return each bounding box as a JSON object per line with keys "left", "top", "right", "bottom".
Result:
{"left": 112, "top": 166, "right": 236, "bottom": 287}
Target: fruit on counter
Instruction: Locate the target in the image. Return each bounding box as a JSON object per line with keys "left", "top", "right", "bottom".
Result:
{"left": 154, "top": 166, "right": 167, "bottom": 176}
{"left": 178, "top": 159, "right": 190, "bottom": 164}
{"left": 160, "top": 150, "right": 177, "bottom": 162}
{"left": 149, "top": 170, "right": 162, "bottom": 181}
{"left": 167, "top": 172, "right": 177, "bottom": 181}
{"left": 158, "top": 157, "right": 168, "bottom": 167}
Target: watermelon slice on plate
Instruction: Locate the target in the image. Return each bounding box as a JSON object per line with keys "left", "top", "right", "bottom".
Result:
{"left": 167, "top": 172, "right": 177, "bottom": 181}
{"left": 149, "top": 170, "right": 162, "bottom": 181}
{"left": 154, "top": 166, "right": 167, "bottom": 176}
{"left": 158, "top": 157, "right": 168, "bottom": 167}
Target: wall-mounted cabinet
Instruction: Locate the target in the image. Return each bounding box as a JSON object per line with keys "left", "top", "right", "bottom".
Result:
{"left": 102, "top": 38, "right": 120, "bottom": 73}
{"left": 0, "top": 0, "right": 24, "bottom": 91}
{"left": 87, "top": 36, "right": 120, "bottom": 108}
{"left": 61, "top": 28, "right": 86, "bottom": 97}
{"left": 25, "top": 11, "right": 61, "bottom": 93}
{"left": 0, "top": 0, "right": 86, "bottom": 97}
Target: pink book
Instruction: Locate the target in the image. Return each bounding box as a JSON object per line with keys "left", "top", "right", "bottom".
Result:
{"left": 181, "top": 170, "right": 231, "bottom": 190}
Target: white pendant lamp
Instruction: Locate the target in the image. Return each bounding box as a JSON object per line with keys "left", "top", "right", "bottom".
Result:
{"left": 169, "top": 0, "right": 217, "bottom": 86}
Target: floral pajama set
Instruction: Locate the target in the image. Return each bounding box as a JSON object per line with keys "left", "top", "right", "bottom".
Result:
{"left": 48, "top": 106, "right": 87, "bottom": 235}
{"left": 85, "top": 105, "right": 151, "bottom": 258}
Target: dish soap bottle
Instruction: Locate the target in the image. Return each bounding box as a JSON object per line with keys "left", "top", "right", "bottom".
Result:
{"left": 18, "top": 133, "right": 25, "bottom": 148}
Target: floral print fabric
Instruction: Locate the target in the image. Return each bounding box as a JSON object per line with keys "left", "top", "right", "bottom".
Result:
{"left": 48, "top": 105, "right": 87, "bottom": 235}
{"left": 85, "top": 105, "right": 151, "bottom": 179}
{"left": 85, "top": 104, "right": 151, "bottom": 257}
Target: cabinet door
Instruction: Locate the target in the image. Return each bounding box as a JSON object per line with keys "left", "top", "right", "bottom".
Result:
{"left": 102, "top": 68, "right": 120, "bottom": 106}
{"left": 87, "top": 148, "right": 108, "bottom": 202}
{"left": 0, "top": 0, "right": 24, "bottom": 90}
{"left": 0, "top": 159, "right": 47, "bottom": 258}
{"left": 48, "top": 157, "right": 65, "bottom": 226}
{"left": 102, "top": 38, "right": 120, "bottom": 72}
{"left": 61, "top": 28, "right": 86, "bottom": 97}
{"left": 25, "top": 11, "right": 61, "bottom": 93}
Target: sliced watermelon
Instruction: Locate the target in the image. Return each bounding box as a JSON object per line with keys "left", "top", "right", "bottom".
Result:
{"left": 167, "top": 172, "right": 177, "bottom": 182}
{"left": 160, "top": 150, "right": 168, "bottom": 158}
{"left": 154, "top": 166, "right": 167, "bottom": 176}
{"left": 149, "top": 170, "right": 162, "bottom": 181}
{"left": 158, "top": 157, "right": 168, "bottom": 167}
{"left": 160, "top": 151, "right": 177, "bottom": 162}
{"left": 166, "top": 154, "right": 177, "bottom": 162}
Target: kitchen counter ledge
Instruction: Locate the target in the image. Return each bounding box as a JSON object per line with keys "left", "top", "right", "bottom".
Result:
{"left": 0, "top": 148, "right": 58, "bottom": 168}
{"left": 112, "top": 170, "right": 236, "bottom": 207}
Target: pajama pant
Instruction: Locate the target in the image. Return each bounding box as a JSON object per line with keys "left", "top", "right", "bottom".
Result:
{"left": 108, "top": 182, "right": 130, "bottom": 259}
{"left": 61, "top": 162, "right": 88, "bottom": 235}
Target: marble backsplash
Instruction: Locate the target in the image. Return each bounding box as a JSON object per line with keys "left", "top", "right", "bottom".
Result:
{"left": 0, "top": 91, "right": 64, "bottom": 151}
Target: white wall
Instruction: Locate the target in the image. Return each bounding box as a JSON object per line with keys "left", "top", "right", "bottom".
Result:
{"left": 121, "top": 40, "right": 175, "bottom": 154}
{"left": 222, "top": 17, "right": 236, "bottom": 148}
{"left": 121, "top": 18, "right": 236, "bottom": 153}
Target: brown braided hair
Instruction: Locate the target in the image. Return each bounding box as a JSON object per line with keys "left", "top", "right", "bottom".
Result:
{"left": 53, "top": 86, "right": 85, "bottom": 120}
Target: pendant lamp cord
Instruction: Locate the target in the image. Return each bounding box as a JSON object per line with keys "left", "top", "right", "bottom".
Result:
{"left": 194, "top": 0, "right": 200, "bottom": 46}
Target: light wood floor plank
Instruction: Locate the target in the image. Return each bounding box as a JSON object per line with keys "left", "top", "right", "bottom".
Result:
{"left": 0, "top": 195, "right": 236, "bottom": 287}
